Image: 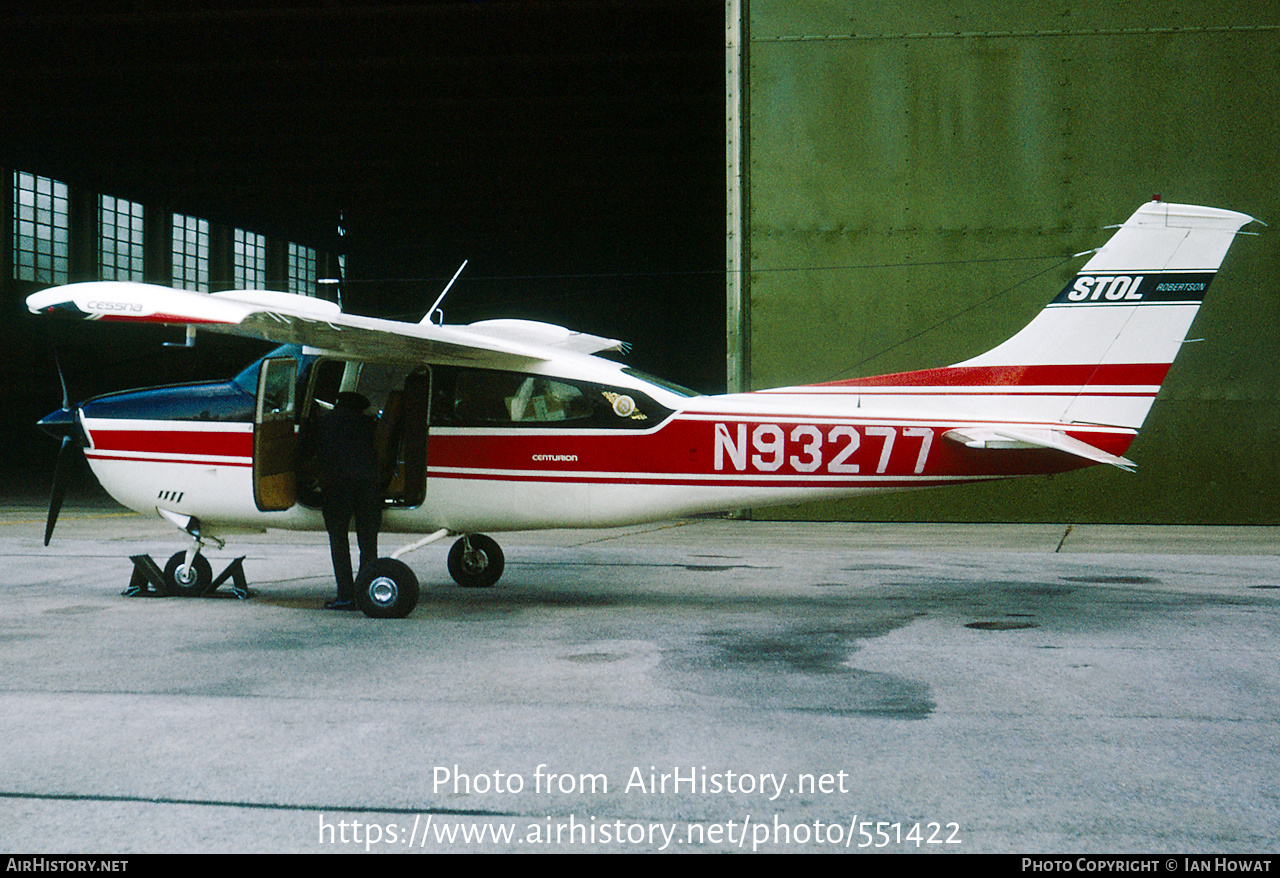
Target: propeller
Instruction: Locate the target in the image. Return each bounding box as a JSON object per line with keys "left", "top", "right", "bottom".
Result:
{"left": 45, "top": 434, "right": 75, "bottom": 545}
{"left": 38, "top": 348, "right": 82, "bottom": 546}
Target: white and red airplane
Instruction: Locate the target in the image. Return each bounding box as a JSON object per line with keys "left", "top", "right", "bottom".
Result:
{"left": 27, "top": 200, "right": 1257, "bottom": 617}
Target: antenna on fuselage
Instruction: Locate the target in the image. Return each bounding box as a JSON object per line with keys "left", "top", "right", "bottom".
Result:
{"left": 423, "top": 259, "right": 468, "bottom": 325}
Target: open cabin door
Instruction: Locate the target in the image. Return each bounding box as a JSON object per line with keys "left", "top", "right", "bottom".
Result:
{"left": 377, "top": 370, "right": 430, "bottom": 507}
{"left": 296, "top": 360, "right": 430, "bottom": 510}
{"left": 253, "top": 356, "right": 298, "bottom": 511}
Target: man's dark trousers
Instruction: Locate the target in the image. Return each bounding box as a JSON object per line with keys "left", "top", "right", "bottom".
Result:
{"left": 323, "top": 476, "right": 382, "bottom": 602}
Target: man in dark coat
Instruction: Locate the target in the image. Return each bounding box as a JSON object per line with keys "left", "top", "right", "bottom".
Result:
{"left": 316, "top": 391, "right": 382, "bottom": 610}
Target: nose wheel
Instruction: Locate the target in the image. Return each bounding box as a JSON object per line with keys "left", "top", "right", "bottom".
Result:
{"left": 155, "top": 510, "right": 225, "bottom": 597}
{"left": 163, "top": 551, "right": 213, "bottom": 597}
{"left": 447, "top": 534, "right": 504, "bottom": 588}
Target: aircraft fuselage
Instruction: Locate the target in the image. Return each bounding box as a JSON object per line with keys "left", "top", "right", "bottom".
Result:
{"left": 68, "top": 345, "right": 1130, "bottom": 537}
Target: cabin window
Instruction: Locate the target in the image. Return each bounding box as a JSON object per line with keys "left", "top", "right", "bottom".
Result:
{"left": 433, "top": 367, "right": 674, "bottom": 429}
{"left": 257, "top": 357, "right": 297, "bottom": 417}
{"left": 451, "top": 371, "right": 591, "bottom": 424}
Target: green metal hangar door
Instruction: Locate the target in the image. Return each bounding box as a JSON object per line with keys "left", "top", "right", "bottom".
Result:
{"left": 725, "top": 1, "right": 1280, "bottom": 524}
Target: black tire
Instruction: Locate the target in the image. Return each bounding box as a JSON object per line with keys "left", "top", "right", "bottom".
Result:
{"left": 163, "top": 551, "right": 213, "bottom": 597}
{"left": 354, "top": 558, "right": 420, "bottom": 619}
{"left": 447, "top": 534, "right": 504, "bottom": 588}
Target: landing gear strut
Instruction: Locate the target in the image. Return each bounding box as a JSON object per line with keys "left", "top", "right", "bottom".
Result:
{"left": 358, "top": 530, "right": 505, "bottom": 618}
{"left": 155, "top": 509, "right": 226, "bottom": 596}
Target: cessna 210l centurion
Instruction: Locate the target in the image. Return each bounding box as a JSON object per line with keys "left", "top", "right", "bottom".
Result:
{"left": 27, "top": 200, "right": 1256, "bottom": 617}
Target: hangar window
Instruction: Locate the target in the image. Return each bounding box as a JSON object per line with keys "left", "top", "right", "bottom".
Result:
{"left": 172, "top": 214, "right": 210, "bottom": 292}
{"left": 234, "top": 228, "right": 266, "bottom": 288}
{"left": 13, "top": 172, "right": 69, "bottom": 284}
{"left": 288, "top": 243, "right": 316, "bottom": 296}
{"left": 99, "top": 195, "right": 145, "bottom": 281}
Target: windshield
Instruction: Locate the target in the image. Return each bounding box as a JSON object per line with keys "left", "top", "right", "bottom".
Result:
{"left": 231, "top": 344, "right": 308, "bottom": 395}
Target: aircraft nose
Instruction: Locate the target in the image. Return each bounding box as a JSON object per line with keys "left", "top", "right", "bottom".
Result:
{"left": 38, "top": 407, "right": 79, "bottom": 440}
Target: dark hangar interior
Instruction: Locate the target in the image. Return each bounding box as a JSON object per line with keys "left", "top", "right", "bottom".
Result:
{"left": 0, "top": 1, "right": 725, "bottom": 481}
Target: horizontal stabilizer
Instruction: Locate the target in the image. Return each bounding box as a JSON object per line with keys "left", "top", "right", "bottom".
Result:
{"left": 944, "top": 427, "right": 1136, "bottom": 471}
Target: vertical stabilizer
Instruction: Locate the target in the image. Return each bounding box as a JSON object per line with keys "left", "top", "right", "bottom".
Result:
{"left": 952, "top": 200, "right": 1255, "bottom": 428}
{"left": 796, "top": 201, "right": 1256, "bottom": 431}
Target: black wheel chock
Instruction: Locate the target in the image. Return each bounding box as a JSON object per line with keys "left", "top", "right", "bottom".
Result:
{"left": 124, "top": 554, "right": 251, "bottom": 600}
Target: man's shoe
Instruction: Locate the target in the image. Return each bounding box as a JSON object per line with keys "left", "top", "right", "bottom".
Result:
{"left": 324, "top": 599, "right": 357, "bottom": 611}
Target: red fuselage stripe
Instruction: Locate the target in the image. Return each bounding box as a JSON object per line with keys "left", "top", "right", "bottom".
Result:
{"left": 87, "top": 428, "right": 253, "bottom": 458}
{"left": 82, "top": 415, "right": 1133, "bottom": 483}
{"left": 811, "top": 362, "right": 1171, "bottom": 388}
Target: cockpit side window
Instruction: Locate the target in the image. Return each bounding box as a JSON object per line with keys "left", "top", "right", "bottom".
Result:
{"left": 433, "top": 367, "right": 674, "bottom": 429}
{"left": 449, "top": 371, "right": 592, "bottom": 424}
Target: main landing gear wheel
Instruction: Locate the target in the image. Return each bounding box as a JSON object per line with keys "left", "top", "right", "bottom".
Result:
{"left": 355, "top": 558, "right": 420, "bottom": 619}
{"left": 448, "top": 534, "right": 504, "bottom": 588}
{"left": 163, "top": 551, "right": 213, "bottom": 597}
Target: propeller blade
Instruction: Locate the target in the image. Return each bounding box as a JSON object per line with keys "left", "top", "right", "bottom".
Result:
{"left": 55, "top": 346, "right": 70, "bottom": 412}
{"left": 44, "top": 434, "right": 73, "bottom": 546}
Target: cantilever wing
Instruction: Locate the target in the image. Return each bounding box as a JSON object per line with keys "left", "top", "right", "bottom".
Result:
{"left": 26, "top": 281, "right": 627, "bottom": 367}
